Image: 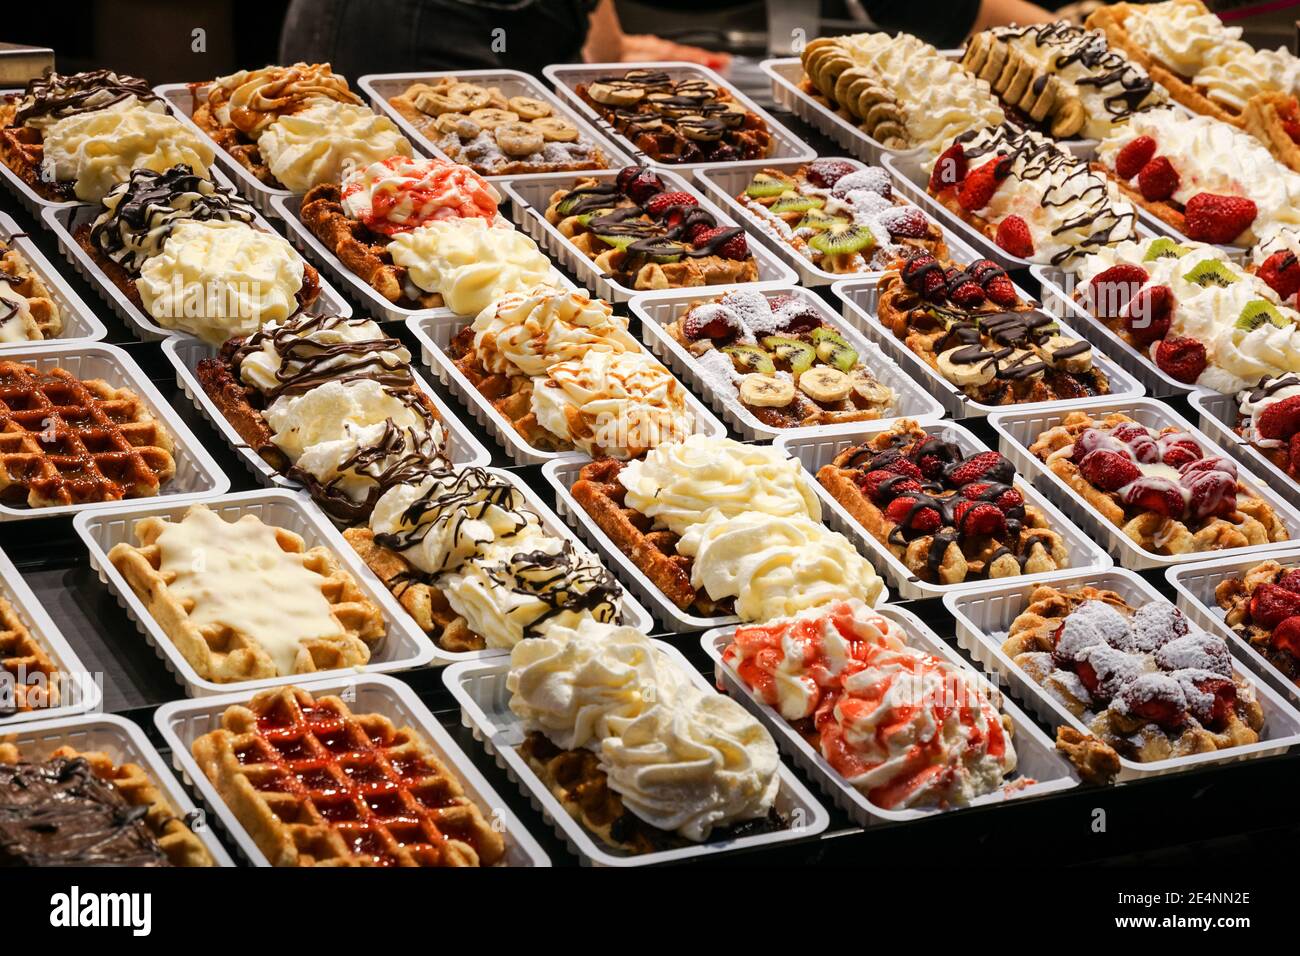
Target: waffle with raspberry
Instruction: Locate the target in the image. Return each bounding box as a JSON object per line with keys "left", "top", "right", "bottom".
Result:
{"left": 1030, "top": 410, "right": 1289, "bottom": 555}
{"left": 544, "top": 167, "right": 758, "bottom": 290}
{"left": 1006, "top": 584, "right": 1264, "bottom": 765}
{"left": 877, "top": 252, "right": 1109, "bottom": 405}
{"left": 1217, "top": 559, "right": 1300, "bottom": 686}
{"left": 817, "top": 420, "right": 1068, "bottom": 584}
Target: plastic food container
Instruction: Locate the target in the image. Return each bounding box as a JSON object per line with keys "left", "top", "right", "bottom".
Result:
{"left": 988, "top": 396, "right": 1300, "bottom": 570}
{"left": 358, "top": 69, "right": 634, "bottom": 183}
{"left": 0, "top": 342, "right": 229, "bottom": 521}
{"left": 272, "top": 193, "right": 578, "bottom": 323}
{"left": 774, "top": 418, "right": 1112, "bottom": 600}
{"left": 160, "top": 334, "right": 490, "bottom": 490}
{"left": 3, "top": 712, "right": 235, "bottom": 865}
{"left": 41, "top": 188, "right": 353, "bottom": 343}
{"left": 501, "top": 167, "right": 797, "bottom": 302}
{"left": 832, "top": 275, "right": 1146, "bottom": 420}
{"left": 701, "top": 603, "right": 1079, "bottom": 826}
{"left": 0, "top": 88, "right": 81, "bottom": 216}
{"left": 442, "top": 640, "right": 829, "bottom": 866}
{"left": 543, "top": 61, "right": 815, "bottom": 179}
{"left": 629, "top": 284, "right": 945, "bottom": 441}
{"left": 0, "top": 545, "right": 101, "bottom": 725}
{"left": 693, "top": 156, "right": 984, "bottom": 287}
{"left": 155, "top": 672, "right": 550, "bottom": 866}
{"left": 0, "top": 211, "right": 106, "bottom": 347}
{"left": 944, "top": 567, "right": 1300, "bottom": 781}
{"left": 74, "top": 489, "right": 439, "bottom": 696}
{"left": 407, "top": 312, "right": 726, "bottom": 467}
{"left": 1189, "top": 389, "right": 1300, "bottom": 511}
{"left": 1166, "top": 549, "right": 1300, "bottom": 705}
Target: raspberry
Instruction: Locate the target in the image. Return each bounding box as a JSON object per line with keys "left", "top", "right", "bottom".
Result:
{"left": 1154, "top": 335, "right": 1208, "bottom": 384}
{"left": 885, "top": 496, "right": 942, "bottom": 534}
{"left": 1121, "top": 284, "right": 1174, "bottom": 345}
{"left": 805, "top": 159, "right": 858, "bottom": 188}
{"left": 643, "top": 190, "right": 697, "bottom": 218}
{"left": 1087, "top": 264, "right": 1149, "bottom": 316}
{"left": 1249, "top": 582, "right": 1300, "bottom": 628}
{"left": 1137, "top": 156, "right": 1180, "bottom": 202}
{"left": 928, "top": 142, "right": 967, "bottom": 193}
{"left": 1114, "top": 134, "right": 1157, "bottom": 180}
{"left": 1255, "top": 394, "right": 1300, "bottom": 441}
{"left": 994, "top": 214, "right": 1034, "bottom": 258}
{"left": 957, "top": 160, "right": 1004, "bottom": 212}
{"left": 953, "top": 500, "right": 1006, "bottom": 536}
{"left": 1255, "top": 250, "right": 1300, "bottom": 302}
{"left": 692, "top": 226, "right": 749, "bottom": 261}
{"left": 1079, "top": 449, "right": 1141, "bottom": 491}
{"left": 1272, "top": 615, "right": 1300, "bottom": 657}
{"left": 947, "top": 451, "right": 1014, "bottom": 487}
{"left": 1184, "top": 192, "right": 1258, "bottom": 245}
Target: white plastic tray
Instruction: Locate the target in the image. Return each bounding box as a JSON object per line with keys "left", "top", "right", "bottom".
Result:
{"left": 1189, "top": 388, "right": 1300, "bottom": 511}
{"left": 1032, "top": 263, "right": 1199, "bottom": 399}
{"left": 832, "top": 275, "right": 1146, "bottom": 420}
{"left": 0, "top": 342, "right": 229, "bottom": 520}
{"left": 1, "top": 712, "right": 234, "bottom": 865}
{"left": 271, "top": 193, "right": 576, "bottom": 323}
{"left": 42, "top": 188, "right": 353, "bottom": 343}
{"left": 543, "top": 61, "right": 815, "bottom": 178}
{"left": 442, "top": 639, "right": 829, "bottom": 866}
{"left": 161, "top": 334, "right": 490, "bottom": 491}
{"left": 694, "top": 156, "right": 984, "bottom": 287}
{"left": 408, "top": 312, "right": 725, "bottom": 467}
{"left": 988, "top": 396, "right": 1300, "bottom": 570}
{"left": 0, "top": 544, "right": 101, "bottom": 725}
{"left": 358, "top": 69, "right": 634, "bottom": 182}
{"left": 701, "top": 603, "right": 1078, "bottom": 825}
{"left": 74, "top": 489, "right": 440, "bottom": 696}
{"left": 0, "top": 211, "right": 106, "bottom": 347}
{"left": 154, "top": 673, "right": 550, "bottom": 866}
{"left": 500, "top": 166, "right": 797, "bottom": 302}
{"left": 0, "top": 88, "right": 82, "bottom": 216}
{"left": 943, "top": 567, "right": 1300, "bottom": 781}
{"left": 629, "top": 284, "right": 945, "bottom": 441}
{"left": 1166, "top": 549, "right": 1300, "bottom": 705}
{"left": 774, "top": 418, "right": 1113, "bottom": 600}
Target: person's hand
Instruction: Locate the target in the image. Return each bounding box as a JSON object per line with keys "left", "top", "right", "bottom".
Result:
{"left": 618, "top": 34, "right": 731, "bottom": 72}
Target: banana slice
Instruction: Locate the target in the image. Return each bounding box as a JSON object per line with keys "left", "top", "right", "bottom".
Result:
{"left": 469, "top": 108, "right": 519, "bottom": 130}
{"left": 449, "top": 82, "right": 492, "bottom": 111}
{"left": 495, "top": 121, "right": 545, "bottom": 157}
{"left": 588, "top": 81, "right": 644, "bottom": 107}
{"left": 1034, "top": 334, "right": 1093, "bottom": 373}
{"left": 508, "top": 95, "right": 552, "bottom": 120}
{"left": 435, "top": 112, "right": 480, "bottom": 138}
{"left": 799, "top": 366, "right": 852, "bottom": 403}
{"left": 937, "top": 347, "right": 997, "bottom": 388}
{"left": 678, "top": 115, "right": 723, "bottom": 141}
{"left": 850, "top": 368, "right": 895, "bottom": 407}
{"left": 739, "top": 374, "right": 795, "bottom": 408}
{"left": 1050, "top": 97, "right": 1086, "bottom": 138}
{"left": 413, "top": 89, "right": 465, "bottom": 117}
{"left": 533, "top": 116, "right": 579, "bottom": 142}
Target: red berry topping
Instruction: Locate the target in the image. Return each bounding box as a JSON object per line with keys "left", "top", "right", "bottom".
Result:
{"left": 1121, "top": 478, "right": 1186, "bottom": 517}
{"left": 1119, "top": 674, "right": 1187, "bottom": 729}
{"left": 1184, "top": 467, "right": 1237, "bottom": 520}
{"left": 948, "top": 279, "right": 985, "bottom": 308}
{"left": 1087, "top": 264, "right": 1148, "bottom": 316}
{"left": 994, "top": 214, "right": 1035, "bottom": 258}
{"left": 692, "top": 225, "right": 749, "bottom": 261}
{"left": 643, "top": 190, "right": 697, "bottom": 218}
{"left": 1278, "top": 569, "right": 1300, "bottom": 594}
{"left": 1183, "top": 192, "right": 1258, "bottom": 245}
{"left": 1289, "top": 432, "right": 1300, "bottom": 478}
{"left": 1121, "top": 284, "right": 1174, "bottom": 345}
{"left": 1156, "top": 434, "right": 1202, "bottom": 467}
{"left": 885, "top": 496, "right": 942, "bottom": 534}
{"left": 1154, "top": 335, "right": 1208, "bottom": 384}
{"left": 681, "top": 305, "right": 739, "bottom": 342}
{"left": 947, "top": 451, "right": 1014, "bottom": 487}
{"left": 1189, "top": 675, "right": 1236, "bottom": 728}
{"left": 1114, "top": 134, "right": 1157, "bottom": 180}
{"left": 957, "top": 160, "right": 1004, "bottom": 212}
{"left": 883, "top": 207, "right": 930, "bottom": 239}
{"left": 1079, "top": 449, "right": 1141, "bottom": 491}
{"left": 1137, "top": 156, "right": 1179, "bottom": 202}
{"left": 901, "top": 253, "right": 947, "bottom": 300}
{"left": 1249, "top": 582, "right": 1300, "bottom": 629}
{"left": 621, "top": 167, "right": 665, "bottom": 204}
{"left": 953, "top": 500, "right": 1006, "bottom": 536}
{"left": 983, "top": 273, "right": 1019, "bottom": 307}
{"left": 928, "top": 142, "right": 967, "bottom": 193}
{"left": 1255, "top": 250, "right": 1300, "bottom": 302}
{"left": 1255, "top": 394, "right": 1300, "bottom": 442}
{"left": 806, "top": 159, "right": 858, "bottom": 188}
{"left": 858, "top": 470, "right": 920, "bottom": 503}
{"left": 1272, "top": 615, "right": 1300, "bottom": 657}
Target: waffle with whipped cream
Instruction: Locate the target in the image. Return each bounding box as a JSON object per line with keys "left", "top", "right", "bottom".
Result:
{"left": 0, "top": 237, "right": 61, "bottom": 341}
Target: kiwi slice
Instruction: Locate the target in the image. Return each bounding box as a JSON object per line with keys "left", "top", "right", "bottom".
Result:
{"left": 810, "top": 328, "right": 859, "bottom": 371}
{"left": 770, "top": 193, "right": 824, "bottom": 214}
{"left": 594, "top": 233, "right": 637, "bottom": 251}
{"left": 1235, "top": 299, "right": 1290, "bottom": 331}
{"left": 761, "top": 335, "right": 816, "bottom": 374}
{"left": 721, "top": 344, "right": 776, "bottom": 375}
{"left": 1144, "top": 237, "right": 1189, "bottom": 261}
{"left": 1182, "top": 259, "right": 1238, "bottom": 287}
{"left": 809, "top": 222, "right": 875, "bottom": 256}
{"left": 555, "top": 192, "right": 585, "bottom": 216}
{"left": 745, "top": 172, "right": 794, "bottom": 198}
{"left": 575, "top": 207, "right": 613, "bottom": 226}
{"left": 795, "top": 209, "right": 840, "bottom": 232}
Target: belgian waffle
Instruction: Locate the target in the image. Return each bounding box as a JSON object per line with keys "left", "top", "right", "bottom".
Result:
{"left": 300, "top": 183, "right": 442, "bottom": 308}
{"left": 0, "top": 361, "right": 175, "bottom": 508}
{"left": 1005, "top": 584, "right": 1265, "bottom": 764}
{"left": 107, "top": 506, "right": 387, "bottom": 682}
{"left": 816, "top": 420, "right": 1070, "bottom": 584}
{"left": 191, "top": 685, "right": 506, "bottom": 866}
{"left": 1215, "top": 559, "right": 1300, "bottom": 685}
{"left": 570, "top": 457, "right": 730, "bottom": 615}
{"left": 0, "top": 240, "right": 62, "bottom": 340}
{"left": 0, "top": 120, "right": 73, "bottom": 202}
{"left": 342, "top": 527, "right": 484, "bottom": 653}
{"left": 1242, "top": 91, "right": 1300, "bottom": 176}
{"left": 0, "top": 742, "right": 213, "bottom": 866}
{"left": 0, "top": 595, "right": 59, "bottom": 716}
{"left": 1031, "top": 410, "right": 1288, "bottom": 555}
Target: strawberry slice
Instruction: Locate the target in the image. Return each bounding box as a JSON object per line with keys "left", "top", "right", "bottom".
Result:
{"left": 1189, "top": 675, "right": 1236, "bottom": 729}
{"left": 946, "top": 451, "right": 1014, "bottom": 487}
{"left": 957, "top": 160, "right": 1005, "bottom": 212}
{"left": 1121, "top": 477, "right": 1186, "bottom": 517}
{"left": 885, "top": 496, "right": 941, "bottom": 535}
{"left": 643, "top": 190, "right": 697, "bottom": 218}
{"left": 1277, "top": 569, "right": 1300, "bottom": 594}
{"left": 994, "top": 215, "right": 1034, "bottom": 258}
{"left": 1121, "top": 284, "right": 1174, "bottom": 345}
{"left": 1087, "top": 263, "right": 1148, "bottom": 317}
{"left": 1256, "top": 250, "right": 1300, "bottom": 302}
{"left": 1271, "top": 615, "right": 1300, "bottom": 657}
{"left": 928, "top": 142, "right": 967, "bottom": 193}
{"left": 1137, "top": 156, "right": 1179, "bottom": 202}
{"left": 1255, "top": 394, "right": 1300, "bottom": 441}
{"left": 1154, "top": 335, "right": 1207, "bottom": 384}
{"left": 953, "top": 500, "right": 1006, "bottom": 536}
{"left": 1249, "top": 582, "right": 1300, "bottom": 629}
{"left": 1183, "top": 192, "right": 1258, "bottom": 244}
{"left": 1079, "top": 449, "right": 1141, "bottom": 491}
{"left": 1114, "top": 135, "right": 1157, "bottom": 180}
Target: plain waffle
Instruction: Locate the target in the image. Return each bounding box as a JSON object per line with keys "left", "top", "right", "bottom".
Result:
{"left": 0, "top": 360, "right": 175, "bottom": 508}
{"left": 0, "top": 240, "right": 62, "bottom": 340}
{"left": 191, "top": 685, "right": 506, "bottom": 867}
{"left": 570, "top": 457, "right": 731, "bottom": 615}
{"left": 107, "top": 506, "right": 386, "bottom": 682}
{"left": 190, "top": 95, "right": 280, "bottom": 187}
{"left": 0, "top": 594, "right": 59, "bottom": 715}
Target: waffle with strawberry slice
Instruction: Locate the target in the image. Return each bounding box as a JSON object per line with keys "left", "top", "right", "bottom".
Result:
{"left": 1216, "top": 559, "right": 1300, "bottom": 686}
{"left": 817, "top": 420, "right": 1068, "bottom": 584}
{"left": 544, "top": 166, "right": 758, "bottom": 290}
{"left": 1006, "top": 583, "right": 1265, "bottom": 766}
{"left": 1030, "top": 410, "right": 1288, "bottom": 555}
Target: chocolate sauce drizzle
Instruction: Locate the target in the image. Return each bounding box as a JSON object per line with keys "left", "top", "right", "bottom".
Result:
{"left": 589, "top": 70, "right": 752, "bottom": 161}
{"left": 12, "top": 68, "right": 161, "bottom": 126}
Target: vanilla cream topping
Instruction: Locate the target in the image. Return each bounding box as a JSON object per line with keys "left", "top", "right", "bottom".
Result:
{"left": 256, "top": 100, "right": 411, "bottom": 192}
{"left": 470, "top": 285, "right": 638, "bottom": 377}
